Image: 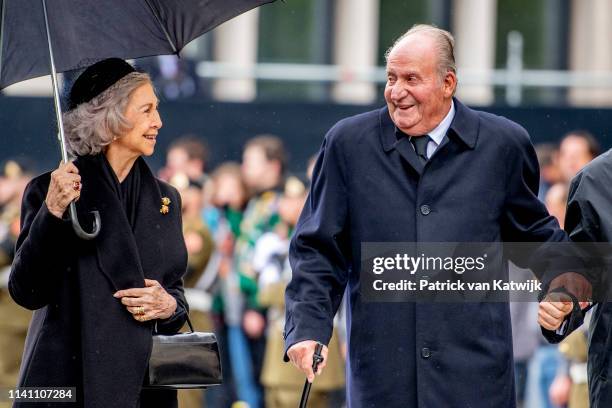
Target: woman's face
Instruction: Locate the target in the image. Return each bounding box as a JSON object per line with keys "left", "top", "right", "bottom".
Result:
{"left": 112, "top": 83, "right": 162, "bottom": 158}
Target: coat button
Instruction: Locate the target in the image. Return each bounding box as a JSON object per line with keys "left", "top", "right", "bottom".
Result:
{"left": 420, "top": 205, "right": 431, "bottom": 215}
{"left": 421, "top": 347, "right": 431, "bottom": 358}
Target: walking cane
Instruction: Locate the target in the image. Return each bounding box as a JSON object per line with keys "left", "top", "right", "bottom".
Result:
{"left": 299, "top": 342, "right": 324, "bottom": 408}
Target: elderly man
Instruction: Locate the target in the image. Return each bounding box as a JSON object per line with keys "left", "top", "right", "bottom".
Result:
{"left": 284, "top": 25, "right": 582, "bottom": 407}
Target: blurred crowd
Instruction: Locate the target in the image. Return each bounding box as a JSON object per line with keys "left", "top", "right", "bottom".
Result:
{"left": 0, "top": 128, "right": 603, "bottom": 408}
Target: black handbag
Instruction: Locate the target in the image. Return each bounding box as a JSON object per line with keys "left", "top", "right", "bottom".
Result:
{"left": 143, "top": 315, "right": 223, "bottom": 389}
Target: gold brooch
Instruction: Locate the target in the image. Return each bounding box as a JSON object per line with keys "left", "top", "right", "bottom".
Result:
{"left": 160, "top": 197, "right": 171, "bottom": 214}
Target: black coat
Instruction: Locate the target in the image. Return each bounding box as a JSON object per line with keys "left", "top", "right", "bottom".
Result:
{"left": 542, "top": 149, "right": 612, "bottom": 408}
{"left": 284, "top": 99, "right": 567, "bottom": 408}
{"left": 9, "top": 155, "right": 188, "bottom": 408}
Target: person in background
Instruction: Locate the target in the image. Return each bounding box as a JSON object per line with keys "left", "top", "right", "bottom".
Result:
{"left": 230, "top": 135, "right": 286, "bottom": 408}
{"left": 545, "top": 183, "right": 569, "bottom": 228}
{"left": 205, "top": 163, "right": 249, "bottom": 407}
{"left": 158, "top": 134, "right": 209, "bottom": 186}
{"left": 514, "top": 144, "right": 561, "bottom": 407}
{"left": 0, "top": 159, "right": 34, "bottom": 408}
{"left": 169, "top": 172, "right": 215, "bottom": 408}
{"left": 549, "top": 328, "right": 590, "bottom": 408}
{"left": 510, "top": 280, "right": 540, "bottom": 408}
{"left": 535, "top": 143, "right": 562, "bottom": 201}
{"left": 542, "top": 184, "right": 589, "bottom": 408}
{"left": 171, "top": 173, "right": 214, "bottom": 285}
{"left": 558, "top": 130, "right": 600, "bottom": 183}
{"left": 305, "top": 154, "right": 317, "bottom": 182}
{"left": 0, "top": 159, "right": 34, "bottom": 266}
{"left": 256, "top": 176, "right": 345, "bottom": 408}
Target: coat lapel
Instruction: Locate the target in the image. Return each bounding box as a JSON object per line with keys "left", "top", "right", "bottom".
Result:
{"left": 378, "top": 107, "right": 424, "bottom": 176}
{"left": 378, "top": 100, "right": 480, "bottom": 176}
{"left": 395, "top": 137, "right": 424, "bottom": 175}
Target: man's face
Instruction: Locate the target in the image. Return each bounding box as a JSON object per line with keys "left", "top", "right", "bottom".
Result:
{"left": 166, "top": 148, "right": 189, "bottom": 174}
{"left": 242, "top": 146, "right": 271, "bottom": 189}
{"left": 384, "top": 34, "right": 456, "bottom": 136}
{"left": 544, "top": 183, "right": 568, "bottom": 230}
{"left": 558, "top": 135, "right": 593, "bottom": 182}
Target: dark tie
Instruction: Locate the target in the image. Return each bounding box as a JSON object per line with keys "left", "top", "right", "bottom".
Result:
{"left": 410, "top": 135, "right": 431, "bottom": 164}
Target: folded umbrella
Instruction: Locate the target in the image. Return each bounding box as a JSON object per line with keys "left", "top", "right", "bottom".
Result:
{"left": 0, "top": 0, "right": 276, "bottom": 238}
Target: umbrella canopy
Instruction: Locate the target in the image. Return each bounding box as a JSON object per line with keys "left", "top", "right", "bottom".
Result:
{"left": 0, "top": 0, "right": 276, "bottom": 239}
{"left": 0, "top": 0, "right": 276, "bottom": 89}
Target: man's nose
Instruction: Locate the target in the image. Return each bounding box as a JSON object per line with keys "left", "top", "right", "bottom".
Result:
{"left": 390, "top": 83, "right": 407, "bottom": 101}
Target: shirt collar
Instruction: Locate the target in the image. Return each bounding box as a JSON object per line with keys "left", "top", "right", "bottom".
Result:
{"left": 427, "top": 101, "right": 455, "bottom": 146}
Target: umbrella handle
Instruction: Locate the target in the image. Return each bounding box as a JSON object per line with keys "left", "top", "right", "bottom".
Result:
{"left": 298, "top": 342, "right": 324, "bottom": 408}
{"left": 69, "top": 202, "right": 101, "bottom": 240}
{"left": 41, "top": 0, "right": 102, "bottom": 241}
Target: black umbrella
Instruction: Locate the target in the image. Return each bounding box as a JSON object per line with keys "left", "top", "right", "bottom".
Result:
{"left": 0, "top": 0, "right": 276, "bottom": 238}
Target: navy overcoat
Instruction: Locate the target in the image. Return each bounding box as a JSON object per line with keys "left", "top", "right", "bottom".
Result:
{"left": 284, "top": 99, "right": 567, "bottom": 408}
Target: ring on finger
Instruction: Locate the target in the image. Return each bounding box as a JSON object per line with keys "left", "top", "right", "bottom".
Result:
{"left": 135, "top": 306, "right": 145, "bottom": 316}
{"left": 73, "top": 181, "right": 81, "bottom": 192}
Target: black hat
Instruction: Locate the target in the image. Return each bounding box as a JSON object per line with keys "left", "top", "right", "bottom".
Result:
{"left": 68, "top": 58, "right": 136, "bottom": 110}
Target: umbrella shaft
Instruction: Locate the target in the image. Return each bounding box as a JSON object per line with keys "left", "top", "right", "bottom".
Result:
{"left": 41, "top": 0, "right": 69, "bottom": 164}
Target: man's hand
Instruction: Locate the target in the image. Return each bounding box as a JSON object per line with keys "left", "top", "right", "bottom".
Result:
{"left": 538, "top": 292, "right": 574, "bottom": 330}
{"left": 287, "top": 340, "right": 328, "bottom": 383}
{"left": 538, "top": 272, "right": 592, "bottom": 331}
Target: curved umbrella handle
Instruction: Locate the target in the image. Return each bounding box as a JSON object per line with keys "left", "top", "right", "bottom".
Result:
{"left": 41, "top": 0, "right": 102, "bottom": 241}
{"left": 69, "top": 202, "right": 101, "bottom": 240}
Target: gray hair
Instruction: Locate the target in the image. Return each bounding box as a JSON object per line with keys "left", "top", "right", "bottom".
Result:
{"left": 384, "top": 24, "right": 456, "bottom": 80}
{"left": 63, "top": 72, "right": 152, "bottom": 156}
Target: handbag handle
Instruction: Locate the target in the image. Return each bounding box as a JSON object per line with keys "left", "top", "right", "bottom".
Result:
{"left": 185, "top": 314, "right": 195, "bottom": 333}
{"left": 154, "top": 312, "right": 195, "bottom": 334}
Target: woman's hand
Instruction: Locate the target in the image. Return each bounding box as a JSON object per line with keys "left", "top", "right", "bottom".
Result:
{"left": 113, "top": 279, "right": 177, "bottom": 322}
{"left": 45, "top": 161, "right": 82, "bottom": 218}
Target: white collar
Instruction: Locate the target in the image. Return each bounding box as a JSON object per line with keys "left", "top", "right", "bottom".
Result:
{"left": 427, "top": 101, "right": 455, "bottom": 146}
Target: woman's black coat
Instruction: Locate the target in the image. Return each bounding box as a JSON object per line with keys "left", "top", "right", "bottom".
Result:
{"left": 9, "top": 155, "right": 188, "bottom": 408}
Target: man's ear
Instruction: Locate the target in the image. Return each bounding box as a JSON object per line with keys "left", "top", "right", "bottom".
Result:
{"left": 444, "top": 71, "right": 457, "bottom": 98}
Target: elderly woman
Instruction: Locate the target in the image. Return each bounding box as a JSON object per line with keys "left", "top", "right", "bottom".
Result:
{"left": 9, "top": 58, "right": 188, "bottom": 408}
